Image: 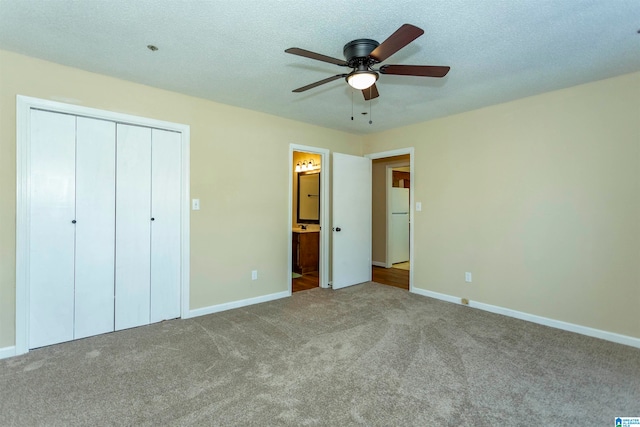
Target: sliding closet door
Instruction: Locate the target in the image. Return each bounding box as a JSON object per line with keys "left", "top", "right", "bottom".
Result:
{"left": 29, "top": 110, "right": 76, "bottom": 348}
{"left": 115, "top": 124, "right": 152, "bottom": 330}
{"left": 74, "top": 117, "right": 116, "bottom": 339}
{"left": 150, "top": 129, "right": 182, "bottom": 322}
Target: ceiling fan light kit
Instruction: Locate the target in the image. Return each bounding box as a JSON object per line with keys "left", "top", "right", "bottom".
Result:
{"left": 346, "top": 70, "right": 378, "bottom": 90}
{"left": 285, "top": 24, "right": 450, "bottom": 101}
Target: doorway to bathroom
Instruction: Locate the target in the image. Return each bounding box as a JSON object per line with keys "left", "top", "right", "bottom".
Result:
{"left": 289, "top": 145, "right": 329, "bottom": 293}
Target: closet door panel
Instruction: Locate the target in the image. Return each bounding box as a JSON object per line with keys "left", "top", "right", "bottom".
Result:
{"left": 74, "top": 117, "right": 116, "bottom": 339}
{"left": 29, "top": 110, "right": 76, "bottom": 348}
{"left": 150, "top": 129, "right": 182, "bottom": 322}
{"left": 115, "top": 124, "right": 151, "bottom": 330}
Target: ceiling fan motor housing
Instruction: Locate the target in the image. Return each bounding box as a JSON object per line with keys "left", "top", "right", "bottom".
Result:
{"left": 343, "top": 39, "right": 380, "bottom": 67}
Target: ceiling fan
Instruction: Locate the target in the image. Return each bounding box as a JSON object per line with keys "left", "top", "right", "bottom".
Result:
{"left": 285, "top": 24, "right": 450, "bottom": 101}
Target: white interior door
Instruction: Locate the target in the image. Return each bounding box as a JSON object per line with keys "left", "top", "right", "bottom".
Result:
{"left": 74, "top": 117, "right": 116, "bottom": 339}
{"left": 332, "top": 153, "right": 372, "bottom": 290}
{"left": 115, "top": 124, "right": 152, "bottom": 330}
{"left": 29, "top": 110, "right": 76, "bottom": 348}
{"left": 150, "top": 129, "right": 182, "bottom": 322}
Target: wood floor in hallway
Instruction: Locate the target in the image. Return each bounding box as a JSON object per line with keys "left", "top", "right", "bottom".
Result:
{"left": 372, "top": 265, "right": 409, "bottom": 290}
{"left": 292, "top": 266, "right": 409, "bottom": 293}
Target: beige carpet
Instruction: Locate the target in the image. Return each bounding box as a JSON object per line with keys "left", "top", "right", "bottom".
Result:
{"left": 1, "top": 282, "right": 639, "bottom": 425}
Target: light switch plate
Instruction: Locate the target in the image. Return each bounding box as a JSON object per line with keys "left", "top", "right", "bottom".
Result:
{"left": 192, "top": 199, "right": 200, "bottom": 210}
{"left": 416, "top": 202, "right": 422, "bottom": 211}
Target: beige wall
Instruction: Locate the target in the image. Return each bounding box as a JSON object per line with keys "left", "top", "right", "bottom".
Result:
{"left": 371, "top": 155, "right": 410, "bottom": 264}
{"left": 364, "top": 72, "right": 640, "bottom": 339}
{"left": 2, "top": 48, "right": 638, "bottom": 348}
{"left": 0, "top": 50, "right": 363, "bottom": 348}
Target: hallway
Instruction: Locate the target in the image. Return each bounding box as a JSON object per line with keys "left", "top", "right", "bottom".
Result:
{"left": 372, "top": 265, "right": 409, "bottom": 290}
{"left": 293, "top": 266, "right": 409, "bottom": 293}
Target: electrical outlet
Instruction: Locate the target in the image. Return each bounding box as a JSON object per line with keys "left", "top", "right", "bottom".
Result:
{"left": 251, "top": 270, "right": 258, "bottom": 280}
{"left": 465, "top": 272, "right": 472, "bottom": 283}
{"left": 192, "top": 199, "right": 200, "bottom": 211}
{"left": 461, "top": 298, "right": 469, "bottom": 305}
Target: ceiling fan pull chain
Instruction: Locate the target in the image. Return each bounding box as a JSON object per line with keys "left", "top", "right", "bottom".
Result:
{"left": 369, "top": 91, "right": 373, "bottom": 125}
{"left": 351, "top": 91, "right": 354, "bottom": 121}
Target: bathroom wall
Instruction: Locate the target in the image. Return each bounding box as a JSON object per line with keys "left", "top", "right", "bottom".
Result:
{"left": 292, "top": 151, "right": 322, "bottom": 230}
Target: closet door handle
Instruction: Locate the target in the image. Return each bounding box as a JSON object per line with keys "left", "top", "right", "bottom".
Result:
{"left": 151, "top": 217, "right": 155, "bottom": 221}
{"left": 71, "top": 220, "right": 77, "bottom": 224}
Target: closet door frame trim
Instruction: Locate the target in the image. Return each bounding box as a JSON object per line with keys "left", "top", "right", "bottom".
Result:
{"left": 16, "top": 95, "right": 191, "bottom": 355}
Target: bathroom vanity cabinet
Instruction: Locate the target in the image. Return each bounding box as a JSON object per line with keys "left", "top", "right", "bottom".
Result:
{"left": 292, "top": 230, "right": 319, "bottom": 274}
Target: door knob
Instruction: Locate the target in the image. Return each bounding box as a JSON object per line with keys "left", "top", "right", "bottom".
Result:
{"left": 335, "top": 227, "right": 341, "bottom": 232}
{"left": 71, "top": 220, "right": 76, "bottom": 224}
{"left": 151, "top": 217, "right": 155, "bottom": 221}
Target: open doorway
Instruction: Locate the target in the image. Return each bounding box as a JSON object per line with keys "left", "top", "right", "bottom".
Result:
{"left": 370, "top": 153, "right": 412, "bottom": 290}
{"left": 290, "top": 146, "right": 329, "bottom": 293}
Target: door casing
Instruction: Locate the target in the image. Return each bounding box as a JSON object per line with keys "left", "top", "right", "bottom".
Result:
{"left": 288, "top": 144, "right": 330, "bottom": 291}
{"left": 365, "top": 148, "right": 414, "bottom": 292}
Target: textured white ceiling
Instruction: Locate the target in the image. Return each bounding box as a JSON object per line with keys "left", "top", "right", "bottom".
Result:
{"left": 1, "top": 0, "right": 639, "bottom": 134}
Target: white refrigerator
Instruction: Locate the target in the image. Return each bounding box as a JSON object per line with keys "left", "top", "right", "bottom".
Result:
{"left": 390, "top": 187, "right": 410, "bottom": 264}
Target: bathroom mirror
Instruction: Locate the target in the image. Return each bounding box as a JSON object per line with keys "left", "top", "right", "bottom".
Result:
{"left": 297, "top": 172, "right": 320, "bottom": 224}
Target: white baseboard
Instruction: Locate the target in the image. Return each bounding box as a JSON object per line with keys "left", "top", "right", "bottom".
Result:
{"left": 412, "top": 288, "right": 461, "bottom": 305}
{"left": 2, "top": 291, "right": 290, "bottom": 359}
{"left": 0, "top": 346, "right": 16, "bottom": 360}
{"left": 186, "top": 290, "right": 290, "bottom": 319}
{"left": 372, "top": 261, "right": 387, "bottom": 267}
{"left": 411, "top": 288, "right": 640, "bottom": 349}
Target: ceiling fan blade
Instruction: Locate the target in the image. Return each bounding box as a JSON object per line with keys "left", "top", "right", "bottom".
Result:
{"left": 285, "top": 48, "right": 348, "bottom": 66}
{"left": 362, "top": 84, "right": 379, "bottom": 100}
{"left": 292, "top": 74, "right": 347, "bottom": 92}
{"left": 379, "top": 64, "right": 450, "bottom": 77}
{"left": 369, "top": 24, "right": 424, "bottom": 63}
